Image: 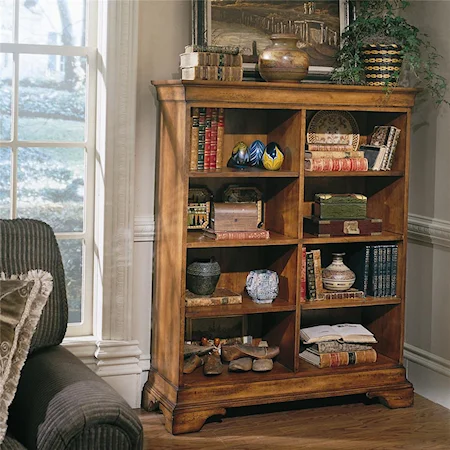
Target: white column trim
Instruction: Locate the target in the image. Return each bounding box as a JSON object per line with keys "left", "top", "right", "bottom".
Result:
{"left": 134, "top": 215, "right": 156, "bottom": 242}
{"left": 139, "top": 353, "right": 151, "bottom": 372}
{"left": 95, "top": 340, "right": 142, "bottom": 377}
{"left": 95, "top": 0, "right": 139, "bottom": 341}
{"left": 64, "top": 339, "right": 144, "bottom": 408}
{"left": 408, "top": 213, "right": 450, "bottom": 249}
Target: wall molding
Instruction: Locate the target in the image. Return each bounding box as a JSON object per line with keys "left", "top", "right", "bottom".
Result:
{"left": 64, "top": 339, "right": 144, "bottom": 408}
{"left": 134, "top": 215, "right": 155, "bottom": 242}
{"left": 404, "top": 343, "right": 450, "bottom": 410}
{"left": 408, "top": 213, "right": 450, "bottom": 249}
{"left": 404, "top": 343, "right": 450, "bottom": 379}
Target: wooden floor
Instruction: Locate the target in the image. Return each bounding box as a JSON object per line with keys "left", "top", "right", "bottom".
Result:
{"left": 138, "top": 394, "right": 450, "bottom": 449}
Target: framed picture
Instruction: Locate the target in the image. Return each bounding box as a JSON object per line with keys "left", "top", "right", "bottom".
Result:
{"left": 192, "top": 0, "right": 351, "bottom": 78}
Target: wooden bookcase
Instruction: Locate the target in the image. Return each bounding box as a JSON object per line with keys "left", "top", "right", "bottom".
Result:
{"left": 143, "top": 80, "right": 418, "bottom": 434}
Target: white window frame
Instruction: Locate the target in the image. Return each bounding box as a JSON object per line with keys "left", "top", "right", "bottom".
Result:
{"left": 0, "top": 0, "right": 99, "bottom": 336}
{"left": 2, "top": 0, "right": 140, "bottom": 406}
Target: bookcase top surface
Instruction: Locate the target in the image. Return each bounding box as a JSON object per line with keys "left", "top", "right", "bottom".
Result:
{"left": 151, "top": 80, "right": 418, "bottom": 109}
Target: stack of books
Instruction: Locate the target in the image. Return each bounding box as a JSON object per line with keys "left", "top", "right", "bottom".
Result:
{"left": 299, "top": 323, "right": 378, "bottom": 368}
{"left": 360, "top": 125, "right": 401, "bottom": 171}
{"left": 305, "top": 143, "right": 368, "bottom": 172}
{"left": 180, "top": 45, "right": 243, "bottom": 82}
{"left": 190, "top": 107, "right": 225, "bottom": 170}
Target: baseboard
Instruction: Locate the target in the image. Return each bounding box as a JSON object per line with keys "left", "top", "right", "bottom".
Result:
{"left": 64, "top": 339, "right": 144, "bottom": 408}
{"left": 404, "top": 343, "right": 450, "bottom": 410}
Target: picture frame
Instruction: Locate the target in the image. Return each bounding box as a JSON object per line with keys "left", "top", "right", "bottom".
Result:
{"left": 192, "top": 0, "right": 351, "bottom": 79}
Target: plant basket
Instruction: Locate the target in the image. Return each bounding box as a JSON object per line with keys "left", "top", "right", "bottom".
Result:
{"left": 362, "top": 44, "right": 403, "bottom": 87}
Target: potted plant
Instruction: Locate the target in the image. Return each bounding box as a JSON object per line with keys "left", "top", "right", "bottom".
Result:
{"left": 331, "top": 0, "right": 448, "bottom": 105}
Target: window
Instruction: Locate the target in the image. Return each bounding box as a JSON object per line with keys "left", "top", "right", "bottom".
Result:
{"left": 0, "top": 0, "right": 98, "bottom": 336}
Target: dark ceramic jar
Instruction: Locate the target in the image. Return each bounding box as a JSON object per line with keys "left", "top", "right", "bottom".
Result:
{"left": 186, "top": 259, "right": 221, "bottom": 295}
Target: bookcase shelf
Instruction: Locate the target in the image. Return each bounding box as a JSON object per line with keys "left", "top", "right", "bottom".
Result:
{"left": 143, "top": 80, "right": 417, "bottom": 435}
{"left": 302, "top": 231, "right": 404, "bottom": 244}
{"left": 187, "top": 230, "right": 298, "bottom": 248}
{"left": 301, "top": 296, "right": 402, "bottom": 310}
{"left": 183, "top": 361, "right": 293, "bottom": 387}
{"left": 304, "top": 171, "right": 404, "bottom": 178}
{"left": 189, "top": 167, "right": 299, "bottom": 178}
{"left": 186, "top": 294, "right": 295, "bottom": 318}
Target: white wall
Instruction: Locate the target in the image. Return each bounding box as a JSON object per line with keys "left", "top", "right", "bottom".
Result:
{"left": 403, "top": 0, "right": 450, "bottom": 409}
{"left": 133, "top": 0, "right": 191, "bottom": 391}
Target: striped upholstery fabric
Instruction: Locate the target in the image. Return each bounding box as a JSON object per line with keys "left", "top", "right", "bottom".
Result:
{"left": 9, "top": 346, "right": 143, "bottom": 450}
{"left": 1, "top": 435, "right": 27, "bottom": 450}
{"left": 2, "top": 219, "right": 143, "bottom": 449}
{"left": 0, "top": 219, "right": 67, "bottom": 352}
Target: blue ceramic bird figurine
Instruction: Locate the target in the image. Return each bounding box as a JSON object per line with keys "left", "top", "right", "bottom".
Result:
{"left": 248, "top": 140, "right": 265, "bottom": 166}
{"left": 262, "top": 142, "right": 284, "bottom": 170}
{"left": 227, "top": 141, "right": 250, "bottom": 168}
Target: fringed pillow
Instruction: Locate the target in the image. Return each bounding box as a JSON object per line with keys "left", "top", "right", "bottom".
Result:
{"left": 0, "top": 270, "right": 53, "bottom": 444}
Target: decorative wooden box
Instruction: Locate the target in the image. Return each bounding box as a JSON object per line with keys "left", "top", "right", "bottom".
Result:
{"left": 304, "top": 216, "right": 382, "bottom": 237}
{"left": 211, "top": 203, "right": 259, "bottom": 232}
{"left": 313, "top": 193, "right": 367, "bottom": 220}
{"left": 223, "top": 185, "right": 264, "bottom": 228}
{"left": 188, "top": 187, "right": 212, "bottom": 230}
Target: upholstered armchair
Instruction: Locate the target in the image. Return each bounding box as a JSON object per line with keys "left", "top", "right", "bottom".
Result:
{"left": 0, "top": 219, "right": 143, "bottom": 450}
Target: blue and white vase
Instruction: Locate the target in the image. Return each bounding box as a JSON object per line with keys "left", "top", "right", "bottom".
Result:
{"left": 246, "top": 269, "right": 279, "bottom": 304}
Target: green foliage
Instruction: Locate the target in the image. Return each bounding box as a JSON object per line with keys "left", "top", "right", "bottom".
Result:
{"left": 331, "top": 0, "right": 448, "bottom": 105}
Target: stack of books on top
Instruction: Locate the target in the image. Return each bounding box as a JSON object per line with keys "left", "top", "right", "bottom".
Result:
{"left": 299, "top": 323, "right": 378, "bottom": 368}
{"left": 305, "top": 143, "right": 368, "bottom": 172}
{"left": 180, "top": 44, "right": 243, "bottom": 82}
{"left": 360, "top": 125, "right": 401, "bottom": 171}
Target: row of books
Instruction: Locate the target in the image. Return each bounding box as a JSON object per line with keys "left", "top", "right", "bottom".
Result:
{"left": 190, "top": 107, "right": 225, "bottom": 171}
{"left": 305, "top": 143, "right": 369, "bottom": 172}
{"left": 352, "top": 244, "right": 398, "bottom": 298}
{"left": 301, "top": 244, "right": 398, "bottom": 301}
{"left": 299, "top": 324, "right": 377, "bottom": 368}
{"left": 361, "top": 125, "right": 401, "bottom": 171}
{"left": 304, "top": 124, "right": 401, "bottom": 172}
{"left": 180, "top": 46, "right": 243, "bottom": 81}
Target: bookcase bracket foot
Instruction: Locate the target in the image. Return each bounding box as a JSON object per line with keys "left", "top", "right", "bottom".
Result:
{"left": 366, "top": 386, "right": 414, "bottom": 409}
{"left": 141, "top": 384, "right": 160, "bottom": 412}
{"left": 160, "top": 405, "right": 227, "bottom": 435}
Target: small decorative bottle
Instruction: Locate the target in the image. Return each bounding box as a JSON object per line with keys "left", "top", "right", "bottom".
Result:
{"left": 322, "top": 253, "right": 355, "bottom": 292}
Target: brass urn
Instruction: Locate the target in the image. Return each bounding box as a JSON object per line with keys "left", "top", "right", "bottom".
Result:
{"left": 258, "top": 34, "right": 310, "bottom": 83}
